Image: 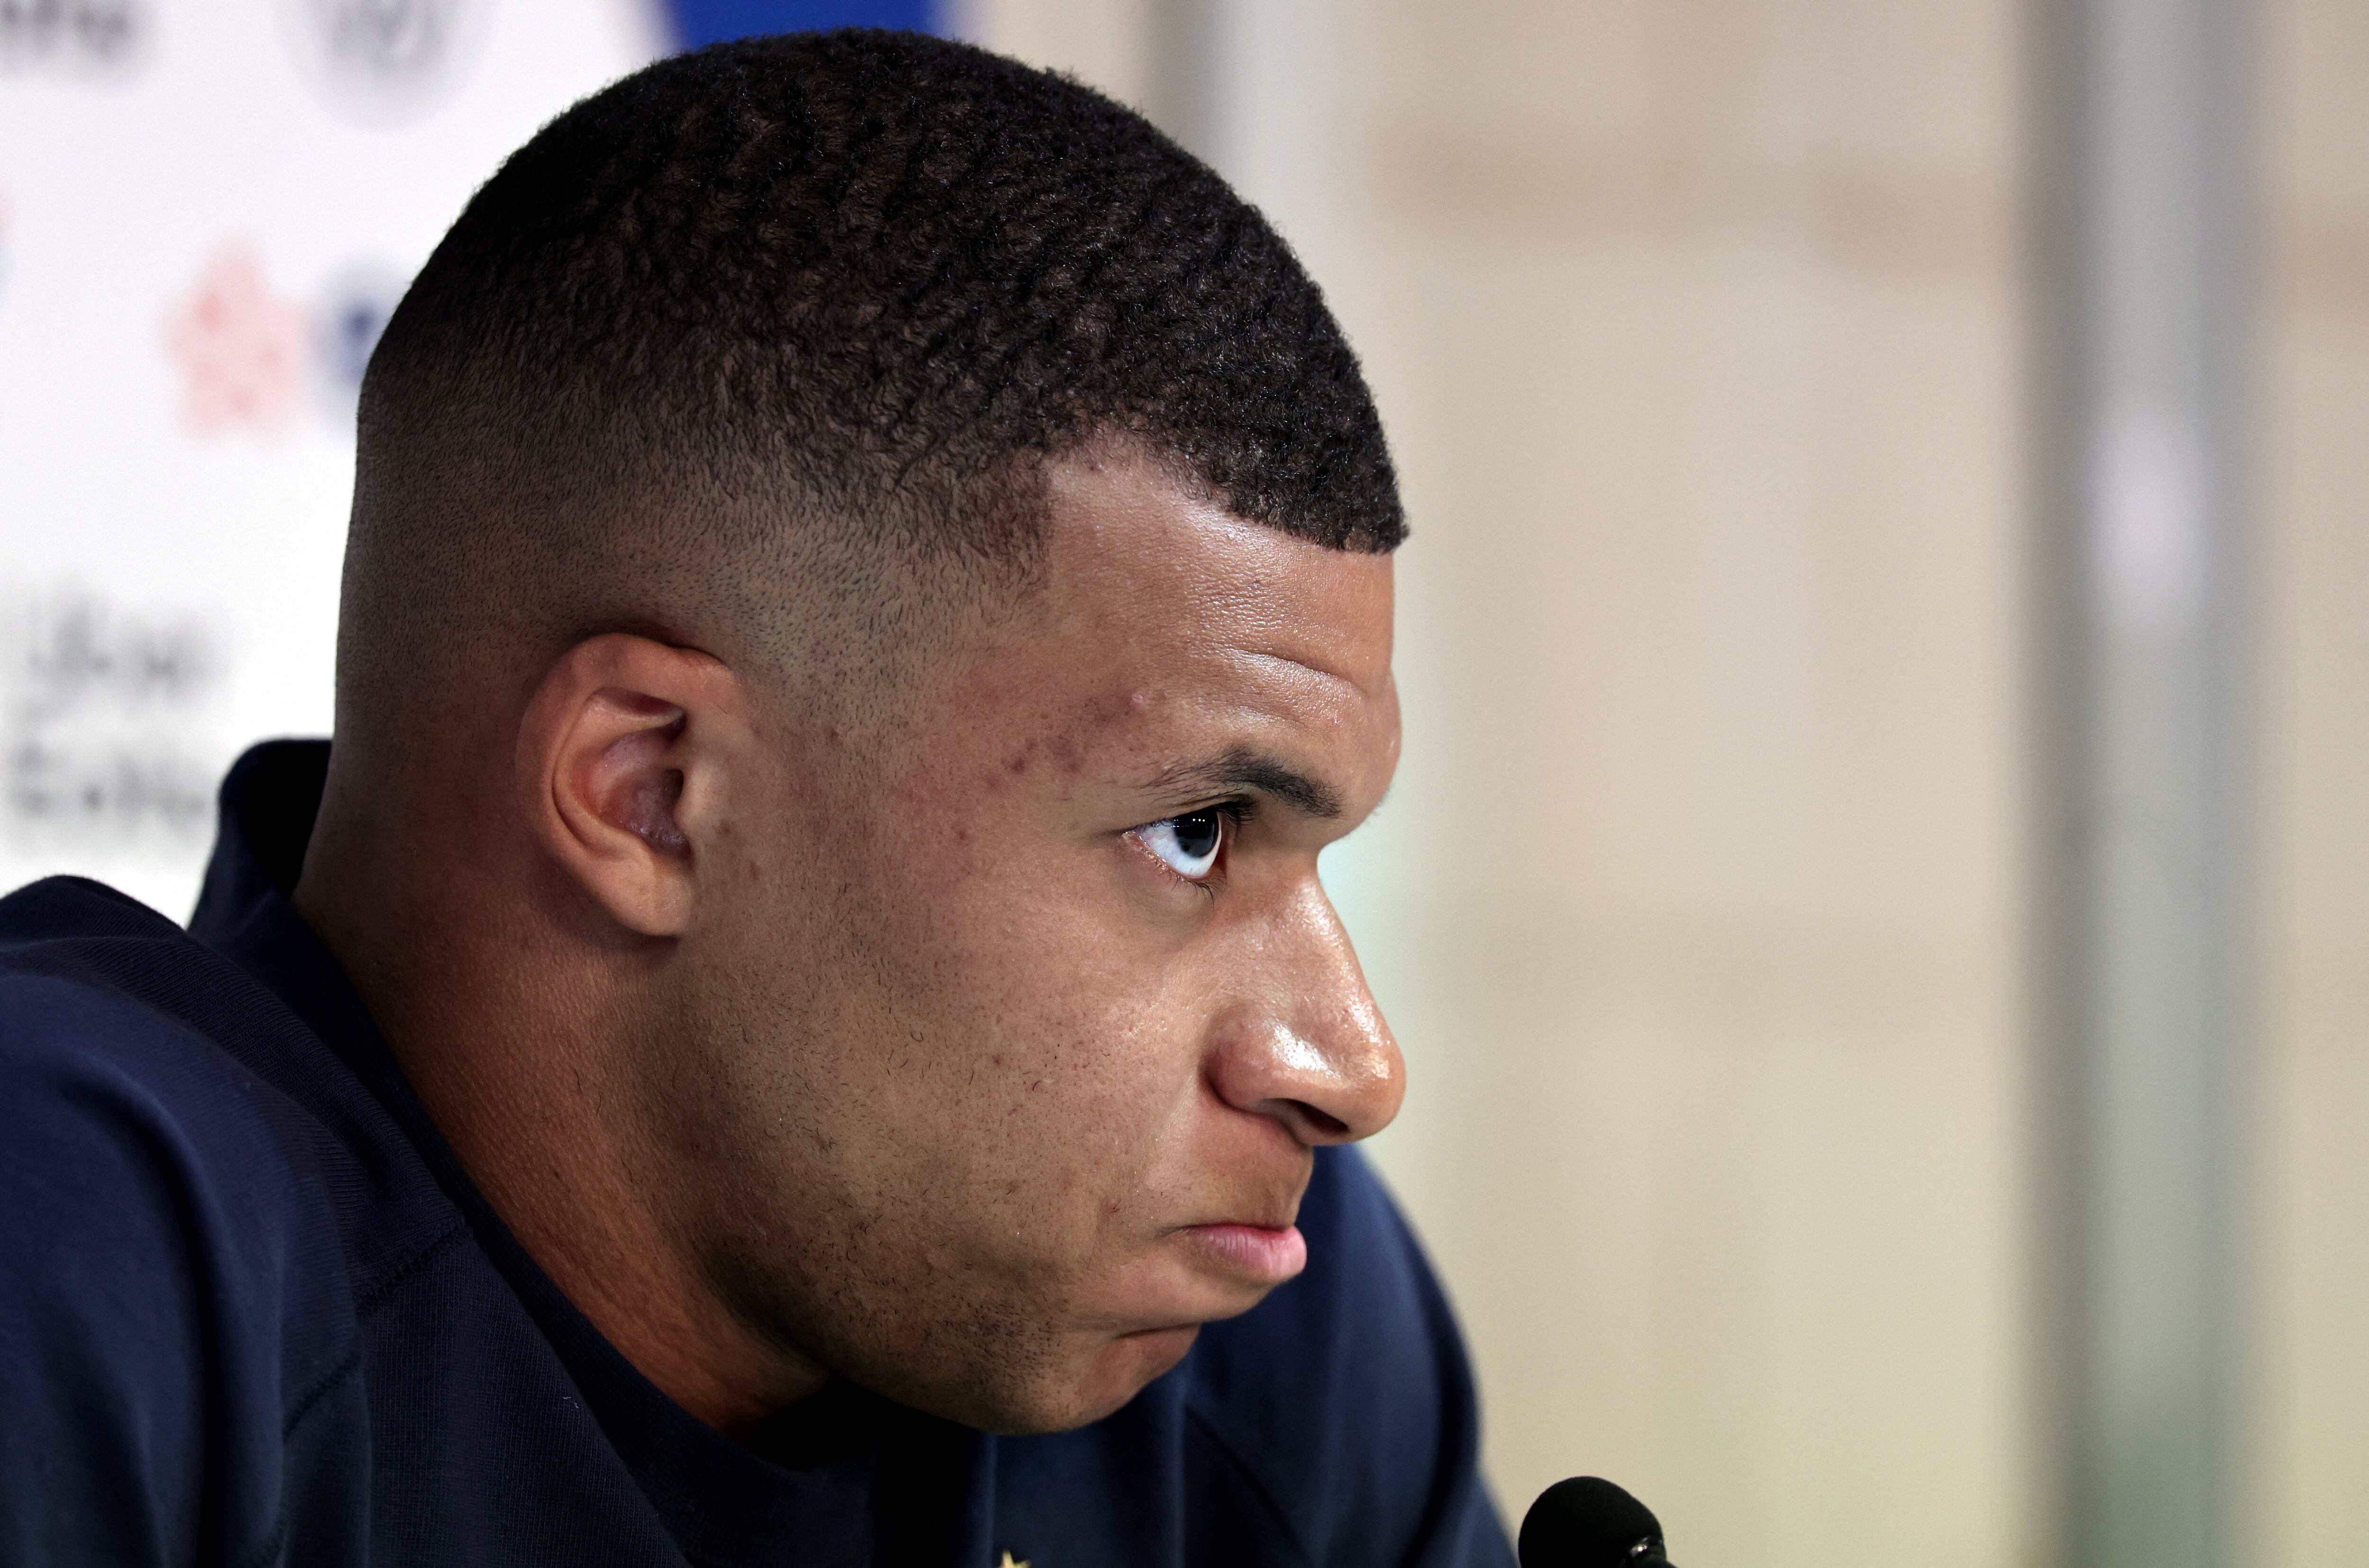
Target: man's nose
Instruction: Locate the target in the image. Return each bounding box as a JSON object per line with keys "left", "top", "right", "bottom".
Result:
{"left": 1205, "top": 881, "right": 1405, "bottom": 1145}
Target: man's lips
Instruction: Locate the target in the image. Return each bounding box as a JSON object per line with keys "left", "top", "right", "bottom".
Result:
{"left": 1176, "top": 1222, "right": 1308, "bottom": 1287}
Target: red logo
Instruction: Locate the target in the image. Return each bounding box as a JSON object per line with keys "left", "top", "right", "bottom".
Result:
{"left": 162, "top": 242, "right": 307, "bottom": 439}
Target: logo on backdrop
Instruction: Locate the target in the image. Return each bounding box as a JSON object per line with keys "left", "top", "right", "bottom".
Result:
{"left": 164, "top": 244, "right": 310, "bottom": 439}
{"left": 280, "top": 0, "right": 492, "bottom": 124}
{"left": 163, "top": 242, "right": 406, "bottom": 439}
{"left": 3, "top": 595, "right": 221, "bottom": 851}
{"left": 0, "top": 0, "right": 147, "bottom": 77}
{"left": 312, "top": 262, "right": 406, "bottom": 420}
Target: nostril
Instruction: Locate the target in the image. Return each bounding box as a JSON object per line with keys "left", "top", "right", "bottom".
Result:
{"left": 1293, "top": 1100, "right": 1349, "bottom": 1139}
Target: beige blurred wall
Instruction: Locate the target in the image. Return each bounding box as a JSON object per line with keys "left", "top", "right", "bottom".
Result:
{"left": 2259, "top": 0, "right": 2369, "bottom": 1561}
{"left": 959, "top": 4, "right": 2364, "bottom": 1565}
{"left": 1329, "top": 7, "right": 2029, "bottom": 1565}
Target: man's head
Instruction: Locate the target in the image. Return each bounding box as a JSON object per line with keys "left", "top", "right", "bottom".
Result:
{"left": 303, "top": 30, "right": 1407, "bottom": 1436}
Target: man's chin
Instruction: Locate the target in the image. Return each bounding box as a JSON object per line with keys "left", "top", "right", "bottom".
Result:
{"left": 983, "top": 1321, "right": 1203, "bottom": 1436}
{"left": 1105, "top": 1320, "right": 1201, "bottom": 1391}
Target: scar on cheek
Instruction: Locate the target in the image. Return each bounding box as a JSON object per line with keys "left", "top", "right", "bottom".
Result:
{"left": 623, "top": 772, "right": 689, "bottom": 854}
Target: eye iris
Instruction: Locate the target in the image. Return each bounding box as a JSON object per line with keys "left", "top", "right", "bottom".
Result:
{"left": 1172, "top": 811, "right": 1222, "bottom": 862}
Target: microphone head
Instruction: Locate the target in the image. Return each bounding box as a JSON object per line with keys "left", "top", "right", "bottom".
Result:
{"left": 1518, "top": 1477, "right": 1668, "bottom": 1568}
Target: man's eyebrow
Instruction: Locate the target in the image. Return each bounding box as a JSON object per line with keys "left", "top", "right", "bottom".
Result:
{"left": 1151, "top": 747, "right": 1344, "bottom": 819}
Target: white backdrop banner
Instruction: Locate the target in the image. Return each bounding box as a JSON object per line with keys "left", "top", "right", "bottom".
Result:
{"left": 0, "top": 1, "right": 675, "bottom": 916}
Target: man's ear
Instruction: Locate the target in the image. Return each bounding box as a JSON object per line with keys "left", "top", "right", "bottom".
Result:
{"left": 516, "top": 633, "right": 746, "bottom": 937}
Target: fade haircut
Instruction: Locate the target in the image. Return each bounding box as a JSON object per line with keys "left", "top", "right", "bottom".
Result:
{"left": 339, "top": 29, "right": 1402, "bottom": 742}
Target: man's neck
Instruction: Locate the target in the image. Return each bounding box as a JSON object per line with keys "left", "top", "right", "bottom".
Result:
{"left": 293, "top": 797, "right": 830, "bottom": 1432}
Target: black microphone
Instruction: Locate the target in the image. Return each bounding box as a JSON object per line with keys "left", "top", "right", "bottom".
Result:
{"left": 1517, "top": 1476, "right": 1674, "bottom": 1568}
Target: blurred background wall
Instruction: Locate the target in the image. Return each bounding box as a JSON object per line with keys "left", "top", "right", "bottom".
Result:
{"left": 2257, "top": 0, "right": 2369, "bottom": 1558}
{"left": 2, "top": 3, "right": 2361, "bottom": 1565}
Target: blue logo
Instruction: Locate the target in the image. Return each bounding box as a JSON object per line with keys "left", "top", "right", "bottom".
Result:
{"left": 662, "top": 0, "right": 939, "bottom": 51}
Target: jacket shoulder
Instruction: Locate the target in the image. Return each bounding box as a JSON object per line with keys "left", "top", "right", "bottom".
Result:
{"left": 0, "top": 877, "right": 366, "bottom": 1567}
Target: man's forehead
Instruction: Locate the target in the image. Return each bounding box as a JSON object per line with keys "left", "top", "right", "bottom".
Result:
{"left": 891, "top": 452, "right": 1398, "bottom": 816}
{"left": 1031, "top": 450, "right": 1396, "bottom": 698}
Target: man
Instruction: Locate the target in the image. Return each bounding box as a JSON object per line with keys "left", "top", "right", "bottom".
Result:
{"left": 0, "top": 30, "right": 1513, "bottom": 1568}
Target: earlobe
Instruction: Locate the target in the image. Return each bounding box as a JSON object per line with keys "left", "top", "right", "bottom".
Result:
{"left": 517, "top": 634, "right": 740, "bottom": 938}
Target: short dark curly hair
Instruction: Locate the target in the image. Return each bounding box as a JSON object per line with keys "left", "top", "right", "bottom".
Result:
{"left": 335, "top": 30, "right": 1401, "bottom": 739}
{"left": 363, "top": 28, "right": 1401, "bottom": 559}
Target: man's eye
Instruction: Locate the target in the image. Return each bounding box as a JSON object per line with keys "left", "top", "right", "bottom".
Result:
{"left": 1133, "top": 810, "right": 1226, "bottom": 881}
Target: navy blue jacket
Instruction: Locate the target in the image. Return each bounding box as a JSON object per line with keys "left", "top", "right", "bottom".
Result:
{"left": 0, "top": 741, "right": 1513, "bottom": 1568}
